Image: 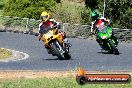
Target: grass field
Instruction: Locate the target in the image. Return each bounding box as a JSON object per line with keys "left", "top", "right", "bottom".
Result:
{"left": 0, "top": 77, "right": 131, "bottom": 88}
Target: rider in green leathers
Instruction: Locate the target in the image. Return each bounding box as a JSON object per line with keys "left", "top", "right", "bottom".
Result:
{"left": 85, "top": 0, "right": 118, "bottom": 50}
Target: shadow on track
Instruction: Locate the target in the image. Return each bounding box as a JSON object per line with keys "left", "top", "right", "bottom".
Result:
{"left": 98, "top": 51, "right": 121, "bottom": 55}
{"left": 98, "top": 51, "right": 113, "bottom": 54}
{"left": 43, "top": 58, "right": 73, "bottom": 60}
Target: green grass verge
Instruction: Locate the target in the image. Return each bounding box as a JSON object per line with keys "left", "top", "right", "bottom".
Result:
{"left": 0, "top": 77, "right": 131, "bottom": 88}
{"left": 0, "top": 48, "right": 12, "bottom": 60}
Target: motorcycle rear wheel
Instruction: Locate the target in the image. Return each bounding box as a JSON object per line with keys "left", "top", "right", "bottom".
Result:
{"left": 51, "top": 43, "right": 64, "bottom": 60}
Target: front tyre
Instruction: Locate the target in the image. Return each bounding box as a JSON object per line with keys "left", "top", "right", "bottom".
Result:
{"left": 51, "top": 42, "right": 65, "bottom": 60}
{"left": 109, "top": 40, "right": 119, "bottom": 55}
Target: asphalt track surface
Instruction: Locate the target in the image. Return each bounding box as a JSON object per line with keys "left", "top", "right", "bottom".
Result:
{"left": 0, "top": 32, "right": 132, "bottom": 71}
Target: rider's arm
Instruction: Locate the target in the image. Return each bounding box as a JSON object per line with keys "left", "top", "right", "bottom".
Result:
{"left": 37, "top": 22, "right": 43, "bottom": 40}
{"left": 91, "top": 20, "right": 97, "bottom": 34}
{"left": 91, "top": 22, "right": 94, "bottom": 32}
{"left": 100, "top": 17, "right": 110, "bottom": 25}
{"left": 38, "top": 22, "right": 43, "bottom": 34}
{"left": 49, "top": 19, "right": 62, "bottom": 29}
{"left": 49, "top": 19, "right": 57, "bottom": 27}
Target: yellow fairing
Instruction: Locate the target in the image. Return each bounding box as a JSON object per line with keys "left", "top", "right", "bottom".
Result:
{"left": 40, "top": 29, "right": 63, "bottom": 47}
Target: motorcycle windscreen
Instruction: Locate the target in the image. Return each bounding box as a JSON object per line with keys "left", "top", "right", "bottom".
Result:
{"left": 98, "top": 26, "right": 111, "bottom": 39}
{"left": 98, "top": 25, "right": 107, "bottom": 33}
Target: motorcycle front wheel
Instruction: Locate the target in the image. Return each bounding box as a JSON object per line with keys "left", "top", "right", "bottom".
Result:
{"left": 51, "top": 41, "right": 71, "bottom": 60}
{"left": 109, "top": 40, "right": 119, "bottom": 55}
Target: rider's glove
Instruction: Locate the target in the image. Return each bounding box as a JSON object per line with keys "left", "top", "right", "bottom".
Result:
{"left": 38, "top": 34, "right": 42, "bottom": 41}
{"left": 107, "top": 19, "right": 110, "bottom": 23}
{"left": 35, "top": 33, "right": 39, "bottom": 36}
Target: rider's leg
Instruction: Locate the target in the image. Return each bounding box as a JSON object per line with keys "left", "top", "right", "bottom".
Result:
{"left": 60, "top": 31, "right": 71, "bottom": 47}
{"left": 45, "top": 45, "right": 52, "bottom": 54}
{"left": 96, "top": 35, "right": 103, "bottom": 50}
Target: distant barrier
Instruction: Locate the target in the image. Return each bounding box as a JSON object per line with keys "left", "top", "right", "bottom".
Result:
{"left": 0, "top": 16, "right": 131, "bottom": 42}
{"left": 63, "top": 23, "right": 132, "bottom": 42}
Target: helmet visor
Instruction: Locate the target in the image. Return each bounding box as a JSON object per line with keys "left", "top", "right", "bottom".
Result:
{"left": 41, "top": 15, "right": 48, "bottom": 21}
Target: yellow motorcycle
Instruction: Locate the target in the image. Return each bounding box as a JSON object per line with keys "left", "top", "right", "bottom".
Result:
{"left": 40, "top": 28, "right": 71, "bottom": 60}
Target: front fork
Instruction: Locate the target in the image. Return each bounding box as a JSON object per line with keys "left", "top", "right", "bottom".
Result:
{"left": 56, "top": 41, "right": 63, "bottom": 51}
{"left": 56, "top": 41, "right": 65, "bottom": 55}
{"left": 107, "top": 38, "right": 118, "bottom": 50}
{"left": 108, "top": 38, "right": 118, "bottom": 47}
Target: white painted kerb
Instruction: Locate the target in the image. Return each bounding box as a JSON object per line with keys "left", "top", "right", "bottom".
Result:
{"left": 0, "top": 48, "right": 29, "bottom": 62}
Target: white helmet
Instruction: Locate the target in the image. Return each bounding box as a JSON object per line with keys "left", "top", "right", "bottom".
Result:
{"left": 99, "top": 16, "right": 110, "bottom": 23}
{"left": 100, "top": 16, "right": 106, "bottom": 20}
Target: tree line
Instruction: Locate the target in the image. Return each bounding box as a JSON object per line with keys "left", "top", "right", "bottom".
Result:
{"left": 1, "top": 0, "right": 132, "bottom": 29}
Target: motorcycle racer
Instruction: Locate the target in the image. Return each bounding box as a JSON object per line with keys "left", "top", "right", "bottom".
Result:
{"left": 91, "top": 12, "right": 118, "bottom": 50}
{"left": 91, "top": 15, "right": 109, "bottom": 48}
{"left": 38, "top": 11, "right": 70, "bottom": 54}
{"left": 85, "top": 0, "right": 119, "bottom": 54}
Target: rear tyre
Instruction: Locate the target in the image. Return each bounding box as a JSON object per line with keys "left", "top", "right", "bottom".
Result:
{"left": 63, "top": 43, "right": 71, "bottom": 60}
{"left": 109, "top": 40, "right": 119, "bottom": 55}
{"left": 108, "top": 50, "right": 113, "bottom": 54}
{"left": 64, "top": 53, "right": 71, "bottom": 60}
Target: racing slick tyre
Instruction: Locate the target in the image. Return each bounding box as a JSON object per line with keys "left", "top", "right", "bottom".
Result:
{"left": 64, "top": 52, "right": 71, "bottom": 60}
{"left": 51, "top": 42, "right": 65, "bottom": 60}
{"left": 109, "top": 40, "right": 119, "bottom": 55}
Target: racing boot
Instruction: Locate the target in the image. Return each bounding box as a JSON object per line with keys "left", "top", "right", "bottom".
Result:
{"left": 100, "top": 43, "right": 104, "bottom": 52}
{"left": 62, "top": 38, "right": 71, "bottom": 53}
{"left": 96, "top": 38, "right": 104, "bottom": 50}
{"left": 63, "top": 38, "right": 72, "bottom": 47}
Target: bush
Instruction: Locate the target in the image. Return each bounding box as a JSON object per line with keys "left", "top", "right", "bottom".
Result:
{"left": 3, "top": 0, "right": 57, "bottom": 19}
{"left": 51, "top": 1, "right": 91, "bottom": 24}
{"left": 54, "top": 0, "right": 61, "bottom": 3}
{"left": 2, "top": 0, "right": 132, "bottom": 29}
{"left": 105, "top": 0, "right": 132, "bottom": 28}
